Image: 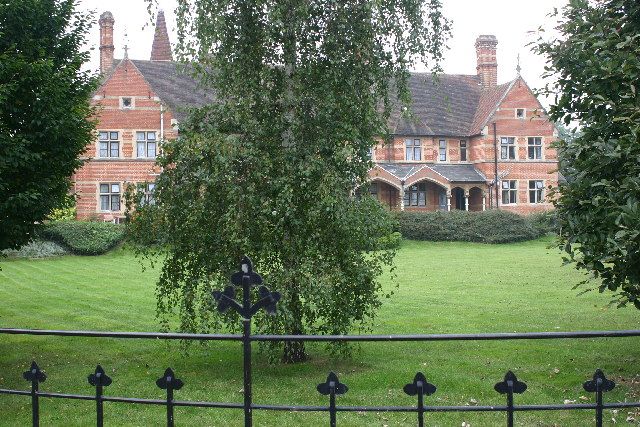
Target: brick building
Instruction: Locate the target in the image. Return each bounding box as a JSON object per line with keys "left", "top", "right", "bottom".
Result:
{"left": 75, "top": 12, "right": 557, "bottom": 220}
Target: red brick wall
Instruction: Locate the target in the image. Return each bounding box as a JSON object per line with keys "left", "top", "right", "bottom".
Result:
{"left": 370, "top": 78, "right": 558, "bottom": 215}
{"left": 73, "top": 59, "right": 177, "bottom": 220}
{"left": 473, "top": 78, "right": 558, "bottom": 214}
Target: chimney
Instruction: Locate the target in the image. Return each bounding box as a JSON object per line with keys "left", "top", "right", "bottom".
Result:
{"left": 99, "top": 11, "right": 115, "bottom": 74}
{"left": 475, "top": 35, "right": 498, "bottom": 88}
{"left": 150, "top": 10, "right": 173, "bottom": 61}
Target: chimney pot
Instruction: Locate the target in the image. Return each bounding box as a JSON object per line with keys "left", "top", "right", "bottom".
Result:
{"left": 475, "top": 35, "right": 498, "bottom": 88}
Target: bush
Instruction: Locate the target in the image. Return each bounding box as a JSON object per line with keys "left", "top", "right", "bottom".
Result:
{"left": 394, "top": 210, "right": 541, "bottom": 244}
{"left": 528, "top": 211, "right": 560, "bottom": 236}
{"left": 39, "top": 220, "right": 125, "bottom": 255}
{"left": 1, "top": 239, "right": 68, "bottom": 258}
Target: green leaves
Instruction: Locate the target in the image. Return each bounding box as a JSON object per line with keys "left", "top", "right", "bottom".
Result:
{"left": 132, "top": 0, "right": 448, "bottom": 359}
{"left": 0, "top": 0, "right": 98, "bottom": 250}
{"left": 534, "top": 0, "right": 640, "bottom": 308}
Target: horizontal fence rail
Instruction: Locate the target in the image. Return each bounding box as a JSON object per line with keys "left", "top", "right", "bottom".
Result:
{"left": 3, "top": 327, "right": 640, "bottom": 341}
{"left": 2, "top": 257, "right": 639, "bottom": 427}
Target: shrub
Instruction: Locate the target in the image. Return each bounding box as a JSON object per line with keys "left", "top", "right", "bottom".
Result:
{"left": 394, "top": 210, "right": 540, "bottom": 244}
{"left": 528, "top": 211, "right": 560, "bottom": 236}
{"left": 1, "top": 239, "right": 68, "bottom": 258}
{"left": 39, "top": 220, "right": 125, "bottom": 255}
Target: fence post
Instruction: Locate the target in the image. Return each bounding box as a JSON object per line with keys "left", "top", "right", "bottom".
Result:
{"left": 242, "top": 272, "right": 252, "bottom": 427}
{"left": 583, "top": 369, "right": 615, "bottom": 427}
{"left": 317, "top": 372, "right": 348, "bottom": 427}
{"left": 403, "top": 372, "right": 436, "bottom": 427}
{"left": 156, "top": 367, "right": 183, "bottom": 427}
{"left": 213, "top": 256, "right": 281, "bottom": 427}
{"left": 22, "top": 361, "right": 46, "bottom": 427}
{"left": 88, "top": 365, "right": 112, "bottom": 427}
{"left": 494, "top": 371, "right": 527, "bottom": 427}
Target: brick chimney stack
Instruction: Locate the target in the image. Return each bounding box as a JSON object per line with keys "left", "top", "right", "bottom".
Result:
{"left": 99, "top": 11, "right": 115, "bottom": 74}
{"left": 150, "top": 10, "right": 173, "bottom": 61}
{"left": 475, "top": 35, "right": 498, "bottom": 88}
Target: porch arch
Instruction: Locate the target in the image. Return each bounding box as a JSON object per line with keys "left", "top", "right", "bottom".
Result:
{"left": 404, "top": 166, "right": 450, "bottom": 189}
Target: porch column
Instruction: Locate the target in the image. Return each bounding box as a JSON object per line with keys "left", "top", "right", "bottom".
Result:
{"left": 399, "top": 183, "right": 405, "bottom": 211}
{"left": 446, "top": 190, "right": 451, "bottom": 212}
{"left": 482, "top": 192, "right": 487, "bottom": 211}
{"left": 464, "top": 191, "right": 469, "bottom": 211}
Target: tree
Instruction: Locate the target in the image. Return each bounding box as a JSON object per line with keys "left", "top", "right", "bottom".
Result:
{"left": 130, "top": 0, "right": 450, "bottom": 362}
{"left": 534, "top": 0, "right": 640, "bottom": 307}
{"left": 0, "top": 0, "right": 97, "bottom": 250}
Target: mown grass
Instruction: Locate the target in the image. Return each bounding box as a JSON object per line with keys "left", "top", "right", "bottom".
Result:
{"left": 0, "top": 237, "right": 639, "bottom": 426}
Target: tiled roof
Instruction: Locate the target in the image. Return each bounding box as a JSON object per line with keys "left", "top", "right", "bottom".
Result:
{"left": 130, "top": 60, "right": 216, "bottom": 121}
{"left": 377, "top": 163, "right": 486, "bottom": 183}
{"left": 429, "top": 164, "right": 487, "bottom": 182}
{"left": 129, "top": 60, "right": 512, "bottom": 135}
{"left": 375, "top": 163, "right": 423, "bottom": 180}
{"left": 389, "top": 73, "right": 483, "bottom": 137}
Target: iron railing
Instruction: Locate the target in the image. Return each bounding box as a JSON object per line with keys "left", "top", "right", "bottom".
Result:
{"left": 1, "top": 256, "right": 639, "bottom": 427}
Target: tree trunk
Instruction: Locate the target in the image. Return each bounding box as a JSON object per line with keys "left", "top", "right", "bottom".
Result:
{"left": 282, "top": 289, "right": 307, "bottom": 363}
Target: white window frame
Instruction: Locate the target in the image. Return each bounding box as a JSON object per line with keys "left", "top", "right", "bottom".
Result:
{"left": 405, "top": 138, "right": 422, "bottom": 161}
{"left": 501, "top": 180, "right": 518, "bottom": 205}
{"left": 98, "top": 131, "right": 120, "bottom": 158}
{"left": 143, "top": 182, "right": 156, "bottom": 205}
{"left": 500, "top": 136, "right": 517, "bottom": 160}
{"left": 527, "top": 137, "right": 543, "bottom": 160}
{"left": 99, "top": 182, "right": 121, "bottom": 212}
{"left": 459, "top": 139, "right": 467, "bottom": 162}
{"left": 120, "top": 96, "right": 135, "bottom": 110}
{"left": 516, "top": 108, "right": 526, "bottom": 119}
{"left": 438, "top": 139, "right": 447, "bottom": 162}
{"left": 403, "top": 183, "right": 427, "bottom": 207}
{"left": 136, "top": 131, "right": 158, "bottom": 158}
{"left": 528, "top": 180, "right": 544, "bottom": 204}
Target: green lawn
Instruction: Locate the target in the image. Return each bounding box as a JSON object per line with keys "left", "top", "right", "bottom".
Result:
{"left": 0, "top": 238, "right": 639, "bottom": 426}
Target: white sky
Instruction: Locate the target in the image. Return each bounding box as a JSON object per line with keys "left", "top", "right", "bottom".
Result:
{"left": 79, "top": 0, "right": 566, "bottom": 105}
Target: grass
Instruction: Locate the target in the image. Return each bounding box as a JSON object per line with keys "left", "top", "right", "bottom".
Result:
{"left": 0, "top": 237, "right": 639, "bottom": 426}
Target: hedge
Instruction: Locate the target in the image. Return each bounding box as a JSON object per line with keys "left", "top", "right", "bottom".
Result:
{"left": 394, "top": 210, "right": 545, "bottom": 244}
{"left": 1, "top": 240, "right": 69, "bottom": 258}
{"left": 39, "top": 220, "right": 126, "bottom": 255}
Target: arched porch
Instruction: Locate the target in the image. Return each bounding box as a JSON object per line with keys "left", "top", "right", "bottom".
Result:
{"left": 403, "top": 180, "right": 449, "bottom": 211}
{"left": 368, "top": 179, "right": 401, "bottom": 210}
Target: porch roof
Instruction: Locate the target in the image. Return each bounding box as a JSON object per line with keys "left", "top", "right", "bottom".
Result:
{"left": 377, "top": 163, "right": 487, "bottom": 183}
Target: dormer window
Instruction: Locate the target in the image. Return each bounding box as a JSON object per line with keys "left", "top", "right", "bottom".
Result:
{"left": 516, "top": 108, "right": 525, "bottom": 119}
{"left": 120, "top": 97, "right": 133, "bottom": 109}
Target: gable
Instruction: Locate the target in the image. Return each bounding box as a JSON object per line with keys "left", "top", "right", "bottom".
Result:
{"left": 95, "top": 59, "right": 157, "bottom": 99}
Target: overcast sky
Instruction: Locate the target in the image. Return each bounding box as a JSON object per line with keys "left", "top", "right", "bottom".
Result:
{"left": 79, "top": 0, "right": 566, "bottom": 105}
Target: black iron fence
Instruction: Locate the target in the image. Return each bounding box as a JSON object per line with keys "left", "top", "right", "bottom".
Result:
{"left": 1, "top": 257, "right": 639, "bottom": 427}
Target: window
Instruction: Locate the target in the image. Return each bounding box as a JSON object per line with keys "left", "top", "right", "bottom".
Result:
{"left": 366, "top": 146, "right": 375, "bottom": 161}
{"left": 500, "top": 137, "right": 516, "bottom": 160}
{"left": 99, "top": 183, "right": 121, "bottom": 211}
{"left": 529, "top": 180, "right": 544, "bottom": 203}
{"left": 369, "top": 182, "right": 378, "bottom": 197}
{"left": 144, "top": 183, "right": 156, "bottom": 205}
{"left": 438, "top": 139, "right": 447, "bottom": 161}
{"left": 527, "top": 137, "right": 542, "bottom": 160}
{"left": 516, "top": 108, "right": 525, "bottom": 119}
{"left": 98, "top": 131, "right": 119, "bottom": 158}
{"left": 459, "top": 140, "right": 467, "bottom": 161}
{"left": 501, "top": 180, "right": 518, "bottom": 205}
{"left": 136, "top": 131, "right": 157, "bottom": 158}
{"left": 405, "top": 139, "right": 421, "bottom": 161}
{"left": 121, "top": 97, "right": 133, "bottom": 109}
{"left": 403, "top": 183, "right": 427, "bottom": 207}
